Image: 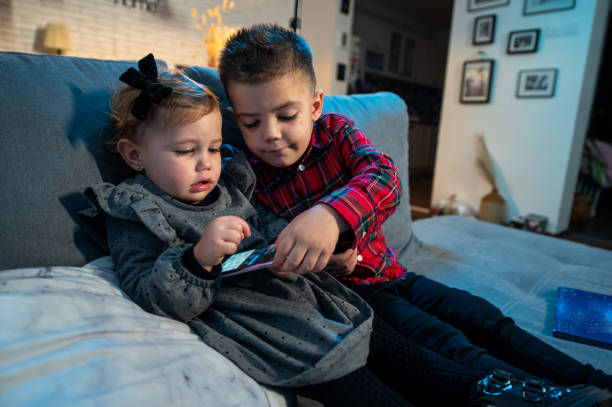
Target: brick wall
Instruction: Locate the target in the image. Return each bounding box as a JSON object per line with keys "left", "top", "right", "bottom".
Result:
{"left": 0, "top": 0, "right": 293, "bottom": 68}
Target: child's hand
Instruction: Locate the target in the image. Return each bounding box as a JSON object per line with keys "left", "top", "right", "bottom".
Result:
{"left": 327, "top": 249, "right": 358, "bottom": 276}
{"left": 193, "top": 216, "right": 251, "bottom": 271}
{"left": 273, "top": 204, "right": 349, "bottom": 275}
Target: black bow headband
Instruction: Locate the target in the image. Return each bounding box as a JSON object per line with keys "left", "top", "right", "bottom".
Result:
{"left": 119, "top": 53, "right": 172, "bottom": 120}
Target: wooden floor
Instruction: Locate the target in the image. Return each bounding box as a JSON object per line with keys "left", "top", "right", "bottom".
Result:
{"left": 559, "top": 210, "right": 612, "bottom": 251}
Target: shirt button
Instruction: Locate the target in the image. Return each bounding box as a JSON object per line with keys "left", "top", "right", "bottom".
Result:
{"left": 298, "top": 164, "right": 306, "bottom": 172}
{"left": 357, "top": 254, "right": 363, "bottom": 262}
{"left": 361, "top": 231, "right": 366, "bottom": 238}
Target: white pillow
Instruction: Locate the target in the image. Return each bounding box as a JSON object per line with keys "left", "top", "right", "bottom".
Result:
{"left": 0, "top": 260, "right": 292, "bottom": 406}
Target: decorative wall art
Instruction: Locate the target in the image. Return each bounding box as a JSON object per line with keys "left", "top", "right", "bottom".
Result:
{"left": 516, "top": 68, "right": 558, "bottom": 98}
{"left": 473, "top": 15, "right": 497, "bottom": 45}
{"left": 461, "top": 59, "right": 495, "bottom": 103}
{"left": 524, "top": 0, "right": 575, "bottom": 15}
{"left": 468, "top": 0, "right": 510, "bottom": 12}
{"left": 507, "top": 29, "right": 540, "bottom": 54}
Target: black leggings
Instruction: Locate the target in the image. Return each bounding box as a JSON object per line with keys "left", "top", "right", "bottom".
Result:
{"left": 357, "top": 276, "right": 612, "bottom": 392}
{"left": 295, "top": 364, "right": 414, "bottom": 407}
{"left": 295, "top": 317, "right": 479, "bottom": 406}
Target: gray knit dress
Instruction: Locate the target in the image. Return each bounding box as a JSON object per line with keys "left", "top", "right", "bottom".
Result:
{"left": 84, "top": 152, "right": 373, "bottom": 387}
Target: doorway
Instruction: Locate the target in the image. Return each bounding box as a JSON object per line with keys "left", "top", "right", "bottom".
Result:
{"left": 351, "top": 0, "right": 454, "bottom": 219}
{"left": 561, "top": 10, "right": 612, "bottom": 250}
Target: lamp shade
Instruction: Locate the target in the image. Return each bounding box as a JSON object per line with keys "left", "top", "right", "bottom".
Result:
{"left": 43, "top": 23, "right": 72, "bottom": 55}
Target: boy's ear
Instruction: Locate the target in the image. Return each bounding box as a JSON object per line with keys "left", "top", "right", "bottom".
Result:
{"left": 311, "top": 89, "right": 324, "bottom": 121}
{"left": 116, "top": 138, "right": 144, "bottom": 172}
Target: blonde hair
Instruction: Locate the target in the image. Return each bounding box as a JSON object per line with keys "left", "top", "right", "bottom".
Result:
{"left": 109, "top": 70, "right": 219, "bottom": 149}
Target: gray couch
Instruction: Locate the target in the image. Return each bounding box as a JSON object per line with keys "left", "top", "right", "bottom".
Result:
{"left": 0, "top": 52, "right": 610, "bottom": 406}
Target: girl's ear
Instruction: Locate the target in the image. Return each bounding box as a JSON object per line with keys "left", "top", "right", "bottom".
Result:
{"left": 311, "top": 90, "right": 324, "bottom": 121}
{"left": 117, "top": 138, "right": 144, "bottom": 172}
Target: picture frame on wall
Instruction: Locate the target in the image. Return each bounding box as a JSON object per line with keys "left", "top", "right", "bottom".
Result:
{"left": 461, "top": 59, "right": 495, "bottom": 103}
{"left": 516, "top": 68, "right": 558, "bottom": 98}
{"left": 468, "top": 0, "right": 509, "bottom": 12}
{"left": 524, "top": 0, "right": 575, "bottom": 15}
{"left": 507, "top": 29, "right": 540, "bottom": 54}
{"left": 473, "top": 15, "right": 496, "bottom": 45}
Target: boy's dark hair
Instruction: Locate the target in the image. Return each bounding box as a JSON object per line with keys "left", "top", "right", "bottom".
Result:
{"left": 218, "top": 24, "right": 316, "bottom": 92}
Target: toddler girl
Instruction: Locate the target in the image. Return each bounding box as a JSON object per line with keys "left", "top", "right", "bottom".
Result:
{"left": 83, "top": 54, "right": 414, "bottom": 406}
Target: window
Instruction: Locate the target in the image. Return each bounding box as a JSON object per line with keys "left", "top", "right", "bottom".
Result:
{"left": 401, "top": 37, "right": 415, "bottom": 77}
{"left": 340, "top": 0, "right": 350, "bottom": 14}
{"left": 389, "top": 32, "right": 402, "bottom": 73}
{"left": 341, "top": 32, "right": 348, "bottom": 48}
{"left": 336, "top": 63, "right": 346, "bottom": 81}
{"left": 366, "top": 50, "right": 385, "bottom": 71}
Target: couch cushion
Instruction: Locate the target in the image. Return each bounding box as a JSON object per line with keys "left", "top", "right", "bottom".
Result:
{"left": 0, "top": 260, "right": 291, "bottom": 406}
{"left": 411, "top": 215, "right": 612, "bottom": 371}
{"left": 0, "top": 52, "right": 138, "bottom": 269}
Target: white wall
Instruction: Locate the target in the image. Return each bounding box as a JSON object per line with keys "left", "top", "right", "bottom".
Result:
{"left": 0, "top": 0, "right": 293, "bottom": 68}
{"left": 432, "top": 0, "right": 609, "bottom": 233}
{"left": 301, "top": 0, "right": 354, "bottom": 94}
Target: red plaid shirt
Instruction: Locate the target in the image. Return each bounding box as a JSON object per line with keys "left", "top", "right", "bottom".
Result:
{"left": 250, "top": 113, "right": 406, "bottom": 286}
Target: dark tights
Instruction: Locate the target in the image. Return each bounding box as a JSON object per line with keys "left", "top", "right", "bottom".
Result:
{"left": 295, "top": 363, "right": 414, "bottom": 407}
{"left": 296, "top": 317, "right": 479, "bottom": 406}
{"left": 358, "top": 276, "right": 612, "bottom": 392}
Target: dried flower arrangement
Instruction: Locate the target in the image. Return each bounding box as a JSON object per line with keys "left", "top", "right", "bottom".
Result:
{"left": 192, "top": 0, "right": 237, "bottom": 68}
{"left": 476, "top": 133, "right": 507, "bottom": 223}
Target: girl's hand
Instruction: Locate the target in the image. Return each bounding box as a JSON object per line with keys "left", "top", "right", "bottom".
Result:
{"left": 272, "top": 204, "right": 348, "bottom": 275}
{"left": 193, "top": 216, "right": 251, "bottom": 271}
{"left": 327, "top": 249, "right": 358, "bottom": 276}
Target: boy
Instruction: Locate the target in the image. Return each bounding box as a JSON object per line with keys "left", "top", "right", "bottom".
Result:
{"left": 218, "top": 24, "right": 612, "bottom": 406}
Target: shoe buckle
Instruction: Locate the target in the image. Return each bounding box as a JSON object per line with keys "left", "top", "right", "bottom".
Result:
{"left": 547, "top": 386, "right": 569, "bottom": 401}
{"left": 482, "top": 369, "right": 513, "bottom": 396}
{"left": 522, "top": 379, "right": 545, "bottom": 403}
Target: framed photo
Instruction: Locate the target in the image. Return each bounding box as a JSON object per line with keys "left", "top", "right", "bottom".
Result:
{"left": 507, "top": 29, "right": 540, "bottom": 54}
{"left": 340, "top": 0, "right": 350, "bottom": 14}
{"left": 516, "top": 68, "right": 558, "bottom": 98}
{"left": 524, "top": 0, "right": 575, "bottom": 15}
{"left": 473, "top": 15, "right": 496, "bottom": 45}
{"left": 461, "top": 59, "right": 495, "bottom": 103}
{"left": 468, "top": 0, "right": 509, "bottom": 12}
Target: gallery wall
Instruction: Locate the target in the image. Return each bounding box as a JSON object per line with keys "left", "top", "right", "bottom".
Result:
{"left": 432, "top": 0, "right": 609, "bottom": 233}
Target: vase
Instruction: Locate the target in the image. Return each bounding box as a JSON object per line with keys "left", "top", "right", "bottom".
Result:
{"left": 479, "top": 188, "right": 506, "bottom": 224}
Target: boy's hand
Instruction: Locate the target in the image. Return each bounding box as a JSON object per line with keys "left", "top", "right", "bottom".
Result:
{"left": 193, "top": 216, "right": 251, "bottom": 271}
{"left": 273, "top": 204, "right": 349, "bottom": 275}
{"left": 327, "top": 249, "right": 358, "bottom": 276}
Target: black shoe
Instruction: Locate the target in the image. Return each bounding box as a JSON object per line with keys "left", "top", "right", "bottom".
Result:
{"left": 467, "top": 369, "right": 612, "bottom": 407}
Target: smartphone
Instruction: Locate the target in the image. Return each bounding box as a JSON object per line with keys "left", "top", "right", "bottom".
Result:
{"left": 221, "top": 244, "right": 276, "bottom": 277}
